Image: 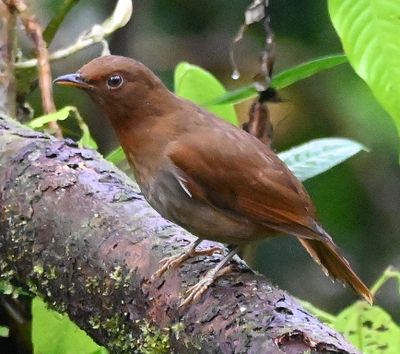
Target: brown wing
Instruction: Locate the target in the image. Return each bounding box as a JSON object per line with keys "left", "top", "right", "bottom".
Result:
{"left": 166, "top": 127, "right": 321, "bottom": 239}
{"left": 165, "top": 103, "right": 373, "bottom": 303}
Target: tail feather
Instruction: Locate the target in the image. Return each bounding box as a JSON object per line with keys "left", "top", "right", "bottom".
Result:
{"left": 298, "top": 234, "right": 373, "bottom": 304}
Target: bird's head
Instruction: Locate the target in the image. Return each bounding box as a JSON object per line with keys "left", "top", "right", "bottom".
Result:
{"left": 54, "top": 55, "right": 165, "bottom": 112}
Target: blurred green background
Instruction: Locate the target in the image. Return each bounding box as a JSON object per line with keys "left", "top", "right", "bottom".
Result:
{"left": 32, "top": 0, "right": 399, "bottom": 317}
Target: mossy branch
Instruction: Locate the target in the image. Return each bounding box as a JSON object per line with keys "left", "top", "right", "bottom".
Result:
{"left": 0, "top": 117, "right": 360, "bottom": 354}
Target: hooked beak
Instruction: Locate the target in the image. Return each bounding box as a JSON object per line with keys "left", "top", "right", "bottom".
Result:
{"left": 53, "top": 73, "right": 92, "bottom": 89}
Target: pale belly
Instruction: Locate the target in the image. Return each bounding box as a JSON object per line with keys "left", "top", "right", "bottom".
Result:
{"left": 141, "top": 169, "right": 268, "bottom": 245}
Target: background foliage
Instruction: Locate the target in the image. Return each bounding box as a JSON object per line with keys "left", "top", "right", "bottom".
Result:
{"left": 39, "top": 0, "right": 398, "bottom": 314}
{"left": 1, "top": 0, "right": 399, "bottom": 353}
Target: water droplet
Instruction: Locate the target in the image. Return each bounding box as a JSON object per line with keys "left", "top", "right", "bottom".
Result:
{"left": 231, "top": 70, "right": 240, "bottom": 80}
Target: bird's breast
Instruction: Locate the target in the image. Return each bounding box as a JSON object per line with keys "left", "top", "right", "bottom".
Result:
{"left": 143, "top": 166, "right": 267, "bottom": 245}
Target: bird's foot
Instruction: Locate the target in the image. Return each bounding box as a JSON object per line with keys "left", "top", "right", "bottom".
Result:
{"left": 152, "top": 245, "right": 222, "bottom": 280}
{"left": 179, "top": 265, "right": 233, "bottom": 307}
{"left": 152, "top": 252, "right": 189, "bottom": 280}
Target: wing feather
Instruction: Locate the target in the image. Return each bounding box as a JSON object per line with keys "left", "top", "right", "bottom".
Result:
{"left": 166, "top": 128, "right": 321, "bottom": 239}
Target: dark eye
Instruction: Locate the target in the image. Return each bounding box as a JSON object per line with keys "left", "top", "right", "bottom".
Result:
{"left": 106, "top": 74, "right": 123, "bottom": 89}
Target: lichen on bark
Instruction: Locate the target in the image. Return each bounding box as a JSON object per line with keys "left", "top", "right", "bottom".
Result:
{"left": 0, "top": 117, "right": 360, "bottom": 354}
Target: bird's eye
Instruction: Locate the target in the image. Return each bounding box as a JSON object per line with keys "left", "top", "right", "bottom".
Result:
{"left": 106, "top": 74, "right": 123, "bottom": 89}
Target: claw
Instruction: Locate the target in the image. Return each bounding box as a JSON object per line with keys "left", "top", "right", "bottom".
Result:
{"left": 179, "top": 265, "right": 234, "bottom": 307}
{"left": 151, "top": 240, "right": 223, "bottom": 281}
{"left": 152, "top": 253, "right": 189, "bottom": 280}
{"left": 180, "top": 276, "right": 214, "bottom": 307}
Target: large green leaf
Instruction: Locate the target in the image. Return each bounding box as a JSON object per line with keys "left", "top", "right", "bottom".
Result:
{"left": 32, "top": 297, "right": 107, "bottom": 354}
{"left": 211, "top": 54, "right": 348, "bottom": 105}
{"left": 333, "top": 301, "right": 400, "bottom": 354}
{"left": 329, "top": 0, "right": 400, "bottom": 146}
{"left": 174, "top": 62, "right": 239, "bottom": 125}
{"left": 278, "top": 138, "right": 367, "bottom": 181}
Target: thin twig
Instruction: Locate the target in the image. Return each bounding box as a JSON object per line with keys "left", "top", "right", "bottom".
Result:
{"left": 255, "top": 1, "right": 275, "bottom": 91}
{"left": 14, "top": 0, "right": 133, "bottom": 69}
{"left": 242, "top": 93, "right": 274, "bottom": 146}
{"left": 370, "top": 266, "right": 400, "bottom": 296}
{"left": 230, "top": 0, "right": 271, "bottom": 82}
{"left": 233, "top": 1, "right": 278, "bottom": 147}
{"left": 4, "top": 0, "right": 62, "bottom": 138}
{"left": 0, "top": 1, "right": 16, "bottom": 117}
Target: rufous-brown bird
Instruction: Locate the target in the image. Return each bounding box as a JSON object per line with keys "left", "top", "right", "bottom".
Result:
{"left": 54, "top": 55, "right": 373, "bottom": 305}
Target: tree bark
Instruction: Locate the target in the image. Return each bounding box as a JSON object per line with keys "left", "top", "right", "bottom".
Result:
{"left": 0, "top": 117, "right": 360, "bottom": 354}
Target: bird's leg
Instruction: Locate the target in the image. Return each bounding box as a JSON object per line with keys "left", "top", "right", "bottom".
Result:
{"left": 180, "top": 245, "right": 239, "bottom": 307}
{"left": 152, "top": 238, "right": 222, "bottom": 279}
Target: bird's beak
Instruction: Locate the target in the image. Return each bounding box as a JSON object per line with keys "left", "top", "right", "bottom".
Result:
{"left": 53, "top": 73, "right": 92, "bottom": 89}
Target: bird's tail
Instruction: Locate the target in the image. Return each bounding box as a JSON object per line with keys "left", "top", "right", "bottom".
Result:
{"left": 298, "top": 231, "right": 373, "bottom": 304}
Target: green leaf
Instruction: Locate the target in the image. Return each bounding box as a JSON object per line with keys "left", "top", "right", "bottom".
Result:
{"left": 272, "top": 54, "right": 347, "bottom": 90}
{"left": 333, "top": 301, "right": 400, "bottom": 354}
{"left": 90, "top": 349, "right": 109, "bottom": 354}
{"left": 174, "top": 62, "right": 239, "bottom": 125}
{"left": 28, "top": 106, "right": 73, "bottom": 129}
{"left": 211, "top": 54, "right": 348, "bottom": 105}
{"left": 278, "top": 138, "right": 367, "bottom": 182}
{"left": 329, "top": 0, "right": 400, "bottom": 150}
{"left": 105, "top": 146, "right": 126, "bottom": 164}
{"left": 210, "top": 84, "right": 257, "bottom": 106}
{"left": 28, "top": 106, "right": 98, "bottom": 149}
{"left": 43, "top": 0, "right": 80, "bottom": 44}
{"left": 0, "top": 325, "right": 9, "bottom": 338}
{"left": 32, "top": 297, "right": 107, "bottom": 354}
{"left": 78, "top": 120, "right": 98, "bottom": 150}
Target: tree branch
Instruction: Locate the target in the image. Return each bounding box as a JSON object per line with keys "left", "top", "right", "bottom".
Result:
{"left": 0, "top": 1, "right": 16, "bottom": 117}
{"left": 3, "top": 0, "right": 62, "bottom": 138}
{"left": 0, "top": 117, "right": 360, "bottom": 354}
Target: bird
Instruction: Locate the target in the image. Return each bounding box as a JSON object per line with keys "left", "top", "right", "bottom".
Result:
{"left": 54, "top": 55, "right": 373, "bottom": 306}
